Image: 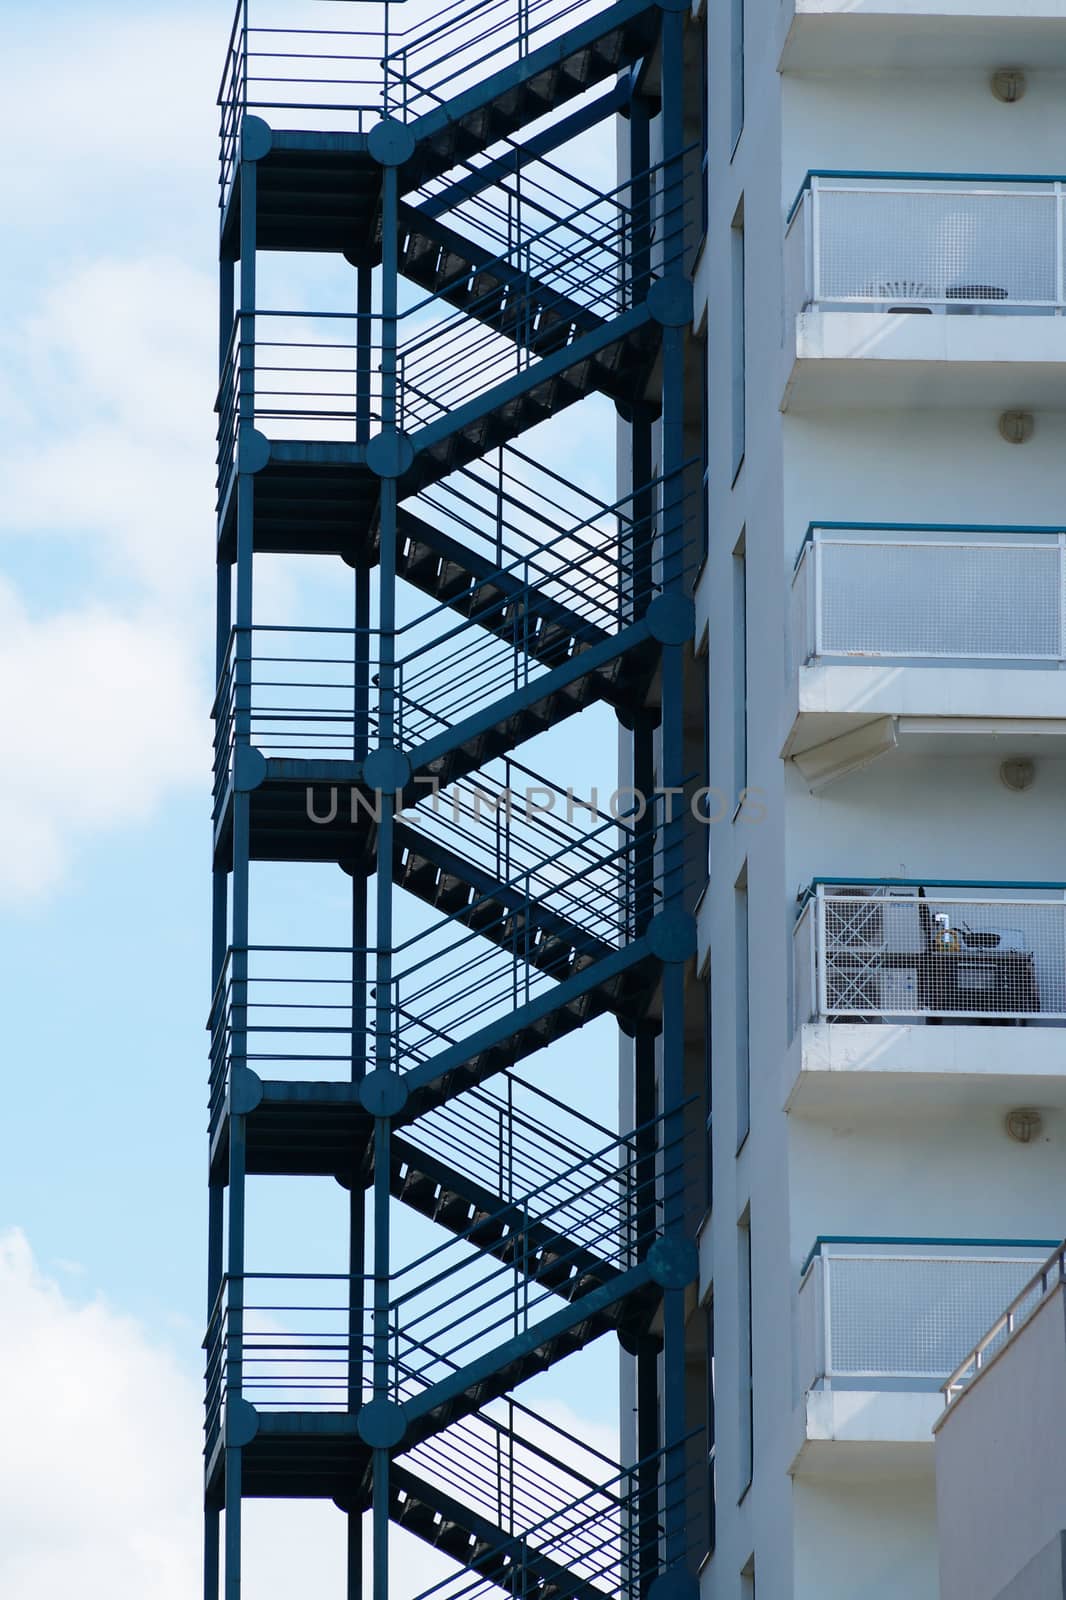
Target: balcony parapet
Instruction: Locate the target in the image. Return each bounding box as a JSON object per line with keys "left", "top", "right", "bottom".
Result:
{"left": 787, "top": 172, "right": 1066, "bottom": 317}
{"left": 793, "top": 525, "right": 1066, "bottom": 672}
{"left": 784, "top": 525, "right": 1066, "bottom": 779}
{"left": 793, "top": 1237, "right": 1055, "bottom": 1467}
{"left": 794, "top": 880, "right": 1066, "bottom": 1029}
{"left": 783, "top": 174, "right": 1066, "bottom": 408}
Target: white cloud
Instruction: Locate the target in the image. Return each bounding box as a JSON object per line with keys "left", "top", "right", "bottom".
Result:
{"left": 0, "top": 1228, "right": 201, "bottom": 1599}
{"left": 0, "top": 1232, "right": 533, "bottom": 1600}
{"left": 0, "top": 580, "right": 206, "bottom": 901}
{"left": 0, "top": 19, "right": 220, "bottom": 896}
{"left": 0, "top": 10, "right": 219, "bottom": 231}
{"left": 1, "top": 254, "right": 217, "bottom": 598}
{"left": 0, "top": 249, "right": 220, "bottom": 899}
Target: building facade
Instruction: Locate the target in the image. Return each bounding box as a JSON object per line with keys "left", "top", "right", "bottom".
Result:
{"left": 699, "top": 3, "right": 1066, "bottom": 1596}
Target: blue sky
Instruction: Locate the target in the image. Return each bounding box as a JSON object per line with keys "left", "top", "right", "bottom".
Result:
{"left": 0, "top": 7, "right": 227, "bottom": 1590}
{"left": 0, "top": 4, "right": 626, "bottom": 1593}
{"left": 0, "top": 2, "right": 218, "bottom": 1306}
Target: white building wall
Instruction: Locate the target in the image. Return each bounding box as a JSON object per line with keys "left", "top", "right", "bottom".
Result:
{"left": 935, "top": 1283, "right": 1066, "bottom": 1600}
{"left": 783, "top": 409, "right": 1066, "bottom": 539}
{"left": 696, "top": 3, "right": 1066, "bottom": 1597}
{"left": 786, "top": 756, "right": 1066, "bottom": 886}
{"left": 789, "top": 1110, "right": 1066, "bottom": 1255}
{"left": 782, "top": 71, "right": 1066, "bottom": 205}
{"left": 794, "top": 1472, "right": 939, "bottom": 1600}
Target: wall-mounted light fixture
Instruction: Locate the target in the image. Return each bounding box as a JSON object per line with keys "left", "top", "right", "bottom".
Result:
{"left": 1005, "top": 1108, "right": 1043, "bottom": 1143}
{"left": 998, "top": 410, "right": 1035, "bottom": 445}
{"left": 990, "top": 68, "right": 1026, "bottom": 104}
{"left": 999, "top": 757, "right": 1036, "bottom": 792}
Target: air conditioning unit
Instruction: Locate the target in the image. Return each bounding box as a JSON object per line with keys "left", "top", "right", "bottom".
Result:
{"left": 866, "top": 279, "right": 936, "bottom": 313}
{"left": 824, "top": 888, "right": 922, "bottom": 1020}
{"left": 825, "top": 887, "right": 922, "bottom": 952}
{"left": 879, "top": 966, "right": 919, "bottom": 1012}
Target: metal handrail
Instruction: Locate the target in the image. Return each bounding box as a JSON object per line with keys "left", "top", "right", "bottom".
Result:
{"left": 389, "top": 1105, "right": 660, "bottom": 1296}
{"left": 385, "top": 1139, "right": 685, "bottom": 1388}
{"left": 942, "top": 1240, "right": 1066, "bottom": 1406}
{"left": 206, "top": 810, "right": 683, "bottom": 1087}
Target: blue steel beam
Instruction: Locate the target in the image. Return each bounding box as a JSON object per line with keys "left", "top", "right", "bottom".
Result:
{"left": 401, "top": 1258, "right": 658, "bottom": 1436}
{"left": 401, "top": 929, "right": 658, "bottom": 1106}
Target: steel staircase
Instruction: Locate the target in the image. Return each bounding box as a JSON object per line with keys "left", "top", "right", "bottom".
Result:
{"left": 206, "top": 2, "right": 701, "bottom": 1597}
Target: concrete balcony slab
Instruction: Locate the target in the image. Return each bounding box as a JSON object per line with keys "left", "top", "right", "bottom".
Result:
{"left": 791, "top": 1391, "right": 938, "bottom": 1476}
{"left": 781, "top": 2, "right": 1066, "bottom": 73}
{"left": 786, "top": 1020, "right": 1066, "bottom": 1115}
{"left": 783, "top": 664, "right": 1066, "bottom": 782}
{"left": 784, "top": 311, "right": 1066, "bottom": 412}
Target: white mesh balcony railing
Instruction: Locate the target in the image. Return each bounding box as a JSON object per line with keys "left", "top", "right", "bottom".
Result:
{"left": 792, "top": 526, "right": 1066, "bottom": 671}
{"left": 798, "top": 1241, "right": 1054, "bottom": 1392}
{"left": 786, "top": 173, "right": 1066, "bottom": 315}
{"left": 794, "top": 882, "right": 1066, "bottom": 1027}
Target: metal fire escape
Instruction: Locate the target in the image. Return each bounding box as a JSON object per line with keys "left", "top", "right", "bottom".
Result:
{"left": 207, "top": 2, "right": 700, "bottom": 1598}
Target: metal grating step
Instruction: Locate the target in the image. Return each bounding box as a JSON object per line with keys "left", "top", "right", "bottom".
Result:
{"left": 388, "top": 1135, "right": 621, "bottom": 1304}
{"left": 399, "top": 207, "right": 605, "bottom": 355}
{"left": 389, "top": 1467, "right": 604, "bottom": 1600}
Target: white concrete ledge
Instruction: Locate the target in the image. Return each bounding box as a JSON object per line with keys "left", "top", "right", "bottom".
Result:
{"left": 781, "top": 4, "right": 1066, "bottom": 72}
{"left": 791, "top": 1389, "right": 939, "bottom": 1477}
{"left": 797, "top": 664, "right": 1066, "bottom": 725}
{"left": 783, "top": 665, "right": 1066, "bottom": 772}
{"left": 788, "top": 1021, "right": 1066, "bottom": 1113}
{"left": 807, "top": 1388, "right": 940, "bottom": 1444}
{"left": 785, "top": 312, "right": 1066, "bottom": 411}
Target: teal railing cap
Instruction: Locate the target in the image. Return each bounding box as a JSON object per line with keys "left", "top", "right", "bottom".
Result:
{"left": 787, "top": 169, "right": 1066, "bottom": 225}
{"left": 801, "top": 1235, "right": 1061, "bottom": 1278}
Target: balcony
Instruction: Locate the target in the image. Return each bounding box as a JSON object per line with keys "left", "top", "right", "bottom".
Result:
{"left": 793, "top": 1238, "right": 1054, "bottom": 1472}
{"left": 788, "top": 881, "right": 1066, "bottom": 1114}
{"left": 785, "top": 525, "right": 1066, "bottom": 783}
{"left": 780, "top": 2, "right": 1066, "bottom": 74}
{"left": 783, "top": 175, "right": 1066, "bottom": 409}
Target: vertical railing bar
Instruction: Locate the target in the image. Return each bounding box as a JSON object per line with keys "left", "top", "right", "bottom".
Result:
{"left": 815, "top": 886, "right": 828, "bottom": 1022}
{"left": 1059, "top": 532, "right": 1066, "bottom": 666}
{"left": 821, "top": 1252, "right": 834, "bottom": 1386}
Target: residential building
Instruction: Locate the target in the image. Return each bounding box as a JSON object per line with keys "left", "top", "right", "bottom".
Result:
{"left": 698, "top": 2, "right": 1066, "bottom": 1596}
{"left": 204, "top": 2, "right": 1066, "bottom": 1598}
